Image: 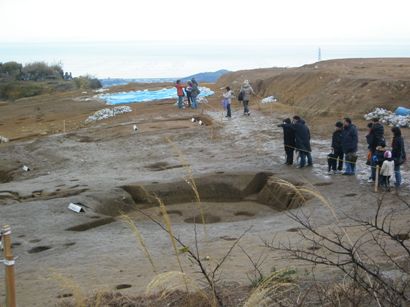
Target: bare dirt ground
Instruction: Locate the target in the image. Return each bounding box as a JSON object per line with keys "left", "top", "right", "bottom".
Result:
{"left": 0, "top": 60, "right": 409, "bottom": 306}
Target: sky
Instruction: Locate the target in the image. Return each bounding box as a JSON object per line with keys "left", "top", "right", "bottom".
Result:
{"left": 1, "top": 0, "right": 410, "bottom": 77}
{"left": 1, "top": 0, "right": 409, "bottom": 43}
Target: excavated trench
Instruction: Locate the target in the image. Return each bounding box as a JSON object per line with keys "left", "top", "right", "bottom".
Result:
{"left": 65, "top": 172, "right": 311, "bottom": 232}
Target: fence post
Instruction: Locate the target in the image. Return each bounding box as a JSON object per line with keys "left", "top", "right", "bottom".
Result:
{"left": 2, "top": 225, "right": 16, "bottom": 307}
{"left": 375, "top": 165, "right": 380, "bottom": 193}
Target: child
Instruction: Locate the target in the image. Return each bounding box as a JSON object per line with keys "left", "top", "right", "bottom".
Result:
{"left": 374, "top": 144, "right": 386, "bottom": 167}
{"left": 380, "top": 151, "right": 394, "bottom": 191}
{"left": 327, "top": 152, "right": 337, "bottom": 174}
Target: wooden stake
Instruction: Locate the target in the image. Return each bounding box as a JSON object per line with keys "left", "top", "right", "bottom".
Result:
{"left": 63, "top": 120, "right": 66, "bottom": 133}
{"left": 2, "top": 225, "right": 16, "bottom": 307}
{"left": 375, "top": 165, "right": 380, "bottom": 192}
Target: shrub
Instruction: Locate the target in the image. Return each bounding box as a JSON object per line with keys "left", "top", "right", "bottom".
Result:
{"left": 22, "top": 62, "right": 63, "bottom": 81}
{"left": 0, "top": 82, "right": 44, "bottom": 100}
{"left": 0, "top": 61, "right": 23, "bottom": 80}
{"left": 74, "top": 75, "right": 102, "bottom": 90}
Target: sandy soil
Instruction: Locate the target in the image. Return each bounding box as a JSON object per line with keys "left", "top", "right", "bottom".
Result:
{"left": 0, "top": 62, "right": 409, "bottom": 306}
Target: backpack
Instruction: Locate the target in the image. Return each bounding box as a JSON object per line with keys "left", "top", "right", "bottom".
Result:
{"left": 237, "top": 91, "right": 244, "bottom": 101}
{"left": 191, "top": 87, "right": 200, "bottom": 97}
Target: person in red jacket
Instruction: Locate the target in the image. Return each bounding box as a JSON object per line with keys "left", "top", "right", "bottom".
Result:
{"left": 175, "top": 80, "right": 185, "bottom": 109}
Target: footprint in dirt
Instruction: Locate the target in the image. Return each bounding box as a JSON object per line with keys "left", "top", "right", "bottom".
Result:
{"left": 28, "top": 246, "right": 52, "bottom": 254}
{"left": 115, "top": 284, "right": 132, "bottom": 290}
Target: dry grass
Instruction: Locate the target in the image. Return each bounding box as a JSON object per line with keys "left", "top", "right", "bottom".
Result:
{"left": 244, "top": 268, "right": 298, "bottom": 307}
{"left": 51, "top": 271, "right": 87, "bottom": 307}
{"left": 120, "top": 213, "right": 157, "bottom": 273}
{"left": 58, "top": 289, "right": 214, "bottom": 307}
{"left": 165, "top": 136, "right": 207, "bottom": 229}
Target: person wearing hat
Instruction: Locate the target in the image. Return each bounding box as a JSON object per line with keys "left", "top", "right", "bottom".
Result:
{"left": 330, "top": 121, "right": 344, "bottom": 174}
{"left": 380, "top": 150, "right": 395, "bottom": 191}
{"left": 239, "top": 80, "right": 255, "bottom": 116}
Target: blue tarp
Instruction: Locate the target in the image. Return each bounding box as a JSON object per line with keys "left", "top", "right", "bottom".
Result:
{"left": 99, "top": 87, "right": 214, "bottom": 105}
{"left": 395, "top": 107, "right": 410, "bottom": 116}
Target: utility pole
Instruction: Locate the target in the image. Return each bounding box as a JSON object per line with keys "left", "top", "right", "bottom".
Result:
{"left": 318, "top": 47, "right": 322, "bottom": 62}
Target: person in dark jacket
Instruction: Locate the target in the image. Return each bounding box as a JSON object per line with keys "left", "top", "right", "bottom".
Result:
{"left": 341, "top": 117, "right": 358, "bottom": 175}
{"left": 391, "top": 126, "right": 406, "bottom": 188}
{"left": 330, "top": 121, "right": 344, "bottom": 173}
{"left": 278, "top": 118, "right": 296, "bottom": 165}
{"left": 292, "top": 116, "right": 312, "bottom": 168}
{"left": 367, "top": 118, "right": 385, "bottom": 182}
{"left": 368, "top": 118, "right": 385, "bottom": 152}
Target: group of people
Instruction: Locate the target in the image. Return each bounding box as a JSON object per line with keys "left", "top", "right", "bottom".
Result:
{"left": 176, "top": 78, "right": 407, "bottom": 190}
{"left": 175, "top": 78, "right": 200, "bottom": 109}
{"left": 279, "top": 115, "right": 407, "bottom": 190}
{"left": 177, "top": 79, "right": 256, "bottom": 118}
{"left": 278, "top": 116, "right": 313, "bottom": 168}
{"left": 365, "top": 118, "right": 406, "bottom": 190}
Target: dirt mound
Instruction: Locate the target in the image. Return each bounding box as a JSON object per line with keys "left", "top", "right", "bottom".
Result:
{"left": 217, "top": 67, "right": 287, "bottom": 92}
{"left": 217, "top": 58, "right": 410, "bottom": 118}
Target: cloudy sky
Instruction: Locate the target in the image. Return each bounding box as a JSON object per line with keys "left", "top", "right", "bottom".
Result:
{"left": 1, "top": 0, "right": 409, "bottom": 77}
{"left": 1, "top": 0, "right": 409, "bottom": 43}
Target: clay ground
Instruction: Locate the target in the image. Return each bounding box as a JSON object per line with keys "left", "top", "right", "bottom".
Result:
{"left": 0, "top": 84, "right": 409, "bottom": 306}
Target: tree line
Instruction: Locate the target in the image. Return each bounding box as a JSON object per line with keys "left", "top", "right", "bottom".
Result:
{"left": 0, "top": 61, "right": 102, "bottom": 100}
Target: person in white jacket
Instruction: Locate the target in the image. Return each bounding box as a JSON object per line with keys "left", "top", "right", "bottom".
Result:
{"left": 380, "top": 150, "right": 395, "bottom": 191}
{"left": 222, "top": 86, "right": 233, "bottom": 118}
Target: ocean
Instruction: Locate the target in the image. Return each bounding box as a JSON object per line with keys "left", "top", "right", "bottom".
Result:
{"left": 1, "top": 41, "right": 410, "bottom": 79}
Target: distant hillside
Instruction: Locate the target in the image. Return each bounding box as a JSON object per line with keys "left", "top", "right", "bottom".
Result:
{"left": 217, "top": 59, "right": 410, "bottom": 118}
{"left": 101, "top": 70, "right": 230, "bottom": 87}
{"left": 181, "top": 69, "right": 230, "bottom": 83}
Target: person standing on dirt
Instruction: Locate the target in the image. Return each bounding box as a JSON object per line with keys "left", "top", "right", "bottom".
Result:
{"left": 278, "top": 118, "right": 295, "bottom": 165}
{"left": 341, "top": 117, "right": 358, "bottom": 176}
{"left": 391, "top": 126, "right": 406, "bottom": 188}
{"left": 292, "top": 116, "right": 312, "bottom": 168}
{"left": 222, "top": 86, "right": 233, "bottom": 118}
{"left": 175, "top": 80, "right": 185, "bottom": 109}
{"left": 191, "top": 81, "right": 200, "bottom": 109}
{"left": 239, "top": 80, "right": 255, "bottom": 116}
{"left": 330, "top": 121, "right": 344, "bottom": 173}
{"left": 366, "top": 118, "right": 385, "bottom": 182}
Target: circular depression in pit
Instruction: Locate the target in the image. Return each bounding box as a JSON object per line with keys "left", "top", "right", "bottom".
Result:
{"left": 129, "top": 201, "right": 277, "bottom": 224}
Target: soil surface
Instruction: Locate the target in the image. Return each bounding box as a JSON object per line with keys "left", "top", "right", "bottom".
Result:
{"left": 0, "top": 60, "right": 409, "bottom": 306}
